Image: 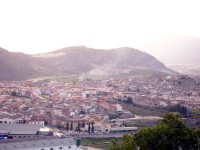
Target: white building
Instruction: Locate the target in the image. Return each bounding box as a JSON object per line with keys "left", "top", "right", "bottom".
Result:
{"left": 116, "top": 104, "right": 122, "bottom": 112}
{"left": 82, "top": 91, "right": 89, "bottom": 100}
{"left": 159, "top": 101, "right": 168, "bottom": 107}
{"left": 27, "top": 120, "right": 45, "bottom": 127}
{"left": 0, "top": 137, "right": 80, "bottom": 150}
{"left": 0, "top": 124, "right": 42, "bottom": 139}
{"left": 0, "top": 118, "right": 18, "bottom": 124}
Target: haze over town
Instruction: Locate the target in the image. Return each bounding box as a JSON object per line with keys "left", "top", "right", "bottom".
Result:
{"left": 1, "top": 0, "right": 200, "bottom": 64}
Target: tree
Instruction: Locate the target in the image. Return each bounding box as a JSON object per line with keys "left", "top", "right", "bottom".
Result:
{"left": 88, "top": 123, "right": 91, "bottom": 134}
{"left": 169, "top": 104, "right": 181, "bottom": 112}
{"left": 196, "top": 129, "right": 200, "bottom": 149}
{"left": 124, "top": 122, "right": 128, "bottom": 127}
{"left": 81, "top": 119, "right": 85, "bottom": 128}
{"left": 77, "top": 122, "right": 81, "bottom": 132}
{"left": 11, "top": 91, "right": 17, "bottom": 96}
{"left": 80, "top": 110, "right": 86, "bottom": 114}
{"left": 110, "top": 139, "right": 121, "bottom": 150}
{"left": 121, "top": 134, "right": 137, "bottom": 150}
{"left": 180, "top": 106, "right": 187, "bottom": 115}
{"left": 70, "top": 122, "right": 73, "bottom": 131}
{"left": 91, "top": 122, "right": 94, "bottom": 133}
{"left": 113, "top": 113, "right": 199, "bottom": 150}
{"left": 66, "top": 122, "right": 69, "bottom": 131}
{"left": 160, "top": 112, "right": 185, "bottom": 128}
{"left": 126, "top": 97, "right": 133, "bottom": 104}
{"left": 169, "top": 104, "right": 188, "bottom": 116}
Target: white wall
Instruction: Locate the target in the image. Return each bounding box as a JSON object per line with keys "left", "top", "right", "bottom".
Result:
{"left": 0, "top": 118, "right": 14, "bottom": 124}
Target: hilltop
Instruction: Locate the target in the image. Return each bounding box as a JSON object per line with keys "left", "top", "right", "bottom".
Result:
{"left": 0, "top": 46, "right": 173, "bottom": 81}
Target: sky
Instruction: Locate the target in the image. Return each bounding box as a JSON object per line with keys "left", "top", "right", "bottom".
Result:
{"left": 0, "top": 0, "right": 200, "bottom": 55}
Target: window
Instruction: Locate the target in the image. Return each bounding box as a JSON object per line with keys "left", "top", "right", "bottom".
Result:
{"left": 68, "top": 146, "right": 71, "bottom": 149}
{"left": 41, "top": 149, "right": 44, "bottom": 150}
{"left": 59, "top": 147, "right": 63, "bottom": 149}
{"left": 50, "top": 148, "right": 53, "bottom": 150}
{"left": 4, "top": 121, "right": 7, "bottom": 123}
{"left": 0, "top": 121, "right": 2, "bottom": 123}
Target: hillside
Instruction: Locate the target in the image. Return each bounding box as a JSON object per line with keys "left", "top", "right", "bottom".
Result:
{"left": 0, "top": 46, "right": 173, "bottom": 81}
{"left": 0, "top": 47, "right": 37, "bottom": 80}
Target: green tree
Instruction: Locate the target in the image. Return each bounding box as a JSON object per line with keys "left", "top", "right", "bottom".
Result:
{"left": 180, "top": 106, "right": 187, "bottom": 115}
{"left": 110, "top": 139, "right": 120, "bottom": 150}
{"left": 77, "top": 122, "right": 81, "bottom": 132}
{"left": 196, "top": 129, "right": 200, "bottom": 149}
{"left": 81, "top": 119, "right": 85, "bottom": 128}
{"left": 80, "top": 110, "right": 86, "bottom": 114}
{"left": 70, "top": 122, "right": 73, "bottom": 131}
{"left": 11, "top": 91, "right": 17, "bottom": 96}
{"left": 121, "top": 134, "right": 137, "bottom": 150}
{"left": 88, "top": 123, "right": 91, "bottom": 134}
{"left": 126, "top": 97, "right": 133, "bottom": 104}
{"left": 113, "top": 113, "right": 199, "bottom": 150}
{"left": 124, "top": 122, "right": 128, "bottom": 127}
{"left": 66, "top": 122, "right": 69, "bottom": 131}
{"left": 91, "top": 122, "right": 94, "bottom": 133}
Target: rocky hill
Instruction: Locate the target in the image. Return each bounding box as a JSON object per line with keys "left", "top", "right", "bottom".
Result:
{"left": 0, "top": 46, "right": 173, "bottom": 81}
{"left": 0, "top": 47, "right": 37, "bottom": 80}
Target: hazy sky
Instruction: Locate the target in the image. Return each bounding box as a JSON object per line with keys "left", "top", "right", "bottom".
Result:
{"left": 0, "top": 0, "right": 200, "bottom": 54}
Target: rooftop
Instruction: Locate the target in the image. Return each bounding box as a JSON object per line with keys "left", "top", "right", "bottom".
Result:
{"left": 0, "top": 137, "right": 77, "bottom": 150}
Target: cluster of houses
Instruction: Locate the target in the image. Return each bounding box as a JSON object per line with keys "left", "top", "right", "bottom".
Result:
{"left": 0, "top": 75, "right": 199, "bottom": 136}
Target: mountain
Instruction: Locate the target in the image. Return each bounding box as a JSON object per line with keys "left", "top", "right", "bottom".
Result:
{"left": 0, "top": 46, "right": 173, "bottom": 81}
{"left": 0, "top": 47, "right": 37, "bottom": 80}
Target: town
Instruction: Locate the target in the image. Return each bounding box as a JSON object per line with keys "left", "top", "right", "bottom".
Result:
{"left": 0, "top": 74, "right": 200, "bottom": 149}
{"left": 0, "top": 74, "right": 199, "bottom": 133}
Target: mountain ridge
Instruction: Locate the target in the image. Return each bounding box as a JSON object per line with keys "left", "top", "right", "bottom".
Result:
{"left": 0, "top": 46, "right": 173, "bottom": 81}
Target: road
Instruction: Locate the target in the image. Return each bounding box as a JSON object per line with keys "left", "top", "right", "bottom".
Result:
{"left": 69, "top": 133, "right": 134, "bottom": 138}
